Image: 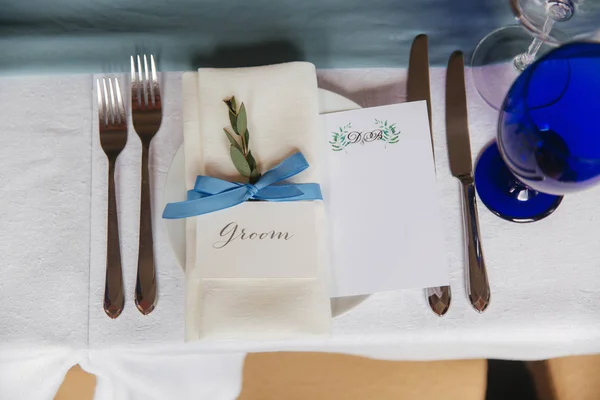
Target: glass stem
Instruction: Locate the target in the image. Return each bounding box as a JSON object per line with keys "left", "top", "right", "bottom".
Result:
{"left": 514, "top": 17, "right": 555, "bottom": 71}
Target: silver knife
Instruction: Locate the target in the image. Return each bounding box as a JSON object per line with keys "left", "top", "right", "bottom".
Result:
{"left": 446, "top": 51, "right": 490, "bottom": 313}
{"left": 407, "top": 34, "right": 452, "bottom": 316}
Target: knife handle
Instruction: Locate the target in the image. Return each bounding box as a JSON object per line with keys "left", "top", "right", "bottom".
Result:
{"left": 459, "top": 177, "right": 490, "bottom": 313}
{"left": 426, "top": 285, "right": 452, "bottom": 316}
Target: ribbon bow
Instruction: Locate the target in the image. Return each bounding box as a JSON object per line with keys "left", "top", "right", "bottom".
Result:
{"left": 162, "top": 152, "right": 322, "bottom": 219}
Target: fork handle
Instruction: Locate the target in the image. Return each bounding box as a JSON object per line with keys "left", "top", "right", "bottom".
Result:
{"left": 104, "top": 160, "right": 124, "bottom": 319}
{"left": 135, "top": 143, "right": 157, "bottom": 315}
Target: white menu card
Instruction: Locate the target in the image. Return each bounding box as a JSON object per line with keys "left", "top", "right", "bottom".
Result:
{"left": 321, "top": 101, "right": 449, "bottom": 297}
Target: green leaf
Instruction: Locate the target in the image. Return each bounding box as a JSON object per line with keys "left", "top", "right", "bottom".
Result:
{"left": 246, "top": 150, "right": 257, "bottom": 171}
{"left": 249, "top": 166, "right": 260, "bottom": 182}
{"left": 223, "top": 128, "right": 242, "bottom": 152}
{"left": 237, "top": 103, "right": 247, "bottom": 137}
{"left": 229, "top": 110, "right": 238, "bottom": 135}
{"left": 244, "top": 129, "right": 250, "bottom": 147}
{"left": 230, "top": 145, "right": 251, "bottom": 177}
{"left": 229, "top": 97, "right": 237, "bottom": 112}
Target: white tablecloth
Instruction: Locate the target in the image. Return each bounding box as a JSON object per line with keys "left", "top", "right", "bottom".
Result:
{"left": 2, "top": 68, "right": 600, "bottom": 400}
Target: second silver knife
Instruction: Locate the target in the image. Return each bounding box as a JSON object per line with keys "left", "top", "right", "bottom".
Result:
{"left": 407, "top": 34, "right": 452, "bottom": 316}
{"left": 445, "top": 51, "right": 490, "bottom": 313}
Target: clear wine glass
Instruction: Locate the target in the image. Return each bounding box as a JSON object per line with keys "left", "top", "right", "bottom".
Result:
{"left": 471, "top": 0, "right": 599, "bottom": 109}
{"left": 474, "top": 42, "right": 600, "bottom": 222}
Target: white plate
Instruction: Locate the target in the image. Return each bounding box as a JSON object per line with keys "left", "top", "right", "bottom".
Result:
{"left": 162, "top": 89, "right": 369, "bottom": 317}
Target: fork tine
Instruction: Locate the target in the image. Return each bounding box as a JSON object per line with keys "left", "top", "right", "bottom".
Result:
{"left": 137, "top": 55, "right": 147, "bottom": 108}
{"left": 151, "top": 55, "right": 160, "bottom": 104}
{"left": 115, "top": 78, "right": 125, "bottom": 125}
{"left": 143, "top": 54, "right": 150, "bottom": 107}
{"left": 97, "top": 79, "right": 105, "bottom": 126}
{"left": 130, "top": 56, "right": 139, "bottom": 106}
{"left": 150, "top": 54, "right": 161, "bottom": 107}
{"left": 108, "top": 78, "right": 117, "bottom": 125}
{"left": 102, "top": 78, "right": 110, "bottom": 125}
{"left": 144, "top": 54, "right": 156, "bottom": 107}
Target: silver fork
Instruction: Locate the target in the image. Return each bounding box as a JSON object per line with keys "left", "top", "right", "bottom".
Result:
{"left": 131, "top": 54, "right": 162, "bottom": 315}
{"left": 97, "top": 77, "right": 127, "bottom": 319}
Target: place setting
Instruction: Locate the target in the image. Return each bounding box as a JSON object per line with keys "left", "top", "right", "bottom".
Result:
{"left": 90, "top": 42, "right": 452, "bottom": 339}
{"left": 86, "top": 27, "right": 600, "bottom": 345}
{"left": 2, "top": 3, "right": 600, "bottom": 397}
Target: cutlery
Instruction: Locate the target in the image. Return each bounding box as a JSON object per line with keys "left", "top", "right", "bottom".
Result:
{"left": 407, "top": 34, "right": 452, "bottom": 316}
{"left": 445, "top": 51, "right": 490, "bottom": 313}
{"left": 97, "top": 77, "right": 127, "bottom": 319}
{"left": 131, "top": 54, "right": 161, "bottom": 315}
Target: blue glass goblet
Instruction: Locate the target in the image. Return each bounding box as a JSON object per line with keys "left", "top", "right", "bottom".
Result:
{"left": 475, "top": 42, "right": 600, "bottom": 222}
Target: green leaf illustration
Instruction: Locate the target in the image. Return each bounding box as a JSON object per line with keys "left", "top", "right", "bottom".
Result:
{"left": 330, "top": 122, "right": 354, "bottom": 151}
{"left": 374, "top": 119, "right": 401, "bottom": 146}
{"left": 230, "top": 145, "right": 251, "bottom": 177}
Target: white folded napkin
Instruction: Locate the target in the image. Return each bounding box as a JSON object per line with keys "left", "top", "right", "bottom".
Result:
{"left": 181, "top": 62, "right": 332, "bottom": 340}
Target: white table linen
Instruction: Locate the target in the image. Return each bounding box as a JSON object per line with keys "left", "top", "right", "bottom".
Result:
{"left": 2, "top": 67, "right": 600, "bottom": 400}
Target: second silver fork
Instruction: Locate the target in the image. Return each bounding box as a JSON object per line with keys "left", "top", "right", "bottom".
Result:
{"left": 131, "top": 54, "right": 162, "bottom": 315}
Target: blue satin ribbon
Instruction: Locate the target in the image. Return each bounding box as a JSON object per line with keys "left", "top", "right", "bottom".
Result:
{"left": 162, "top": 152, "right": 322, "bottom": 219}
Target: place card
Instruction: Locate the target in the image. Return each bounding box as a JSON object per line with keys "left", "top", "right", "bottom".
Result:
{"left": 195, "top": 202, "right": 321, "bottom": 279}
{"left": 321, "top": 101, "right": 449, "bottom": 297}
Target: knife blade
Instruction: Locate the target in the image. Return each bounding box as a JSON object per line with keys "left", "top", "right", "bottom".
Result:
{"left": 445, "top": 50, "right": 490, "bottom": 313}
{"left": 407, "top": 34, "right": 433, "bottom": 136}
{"left": 407, "top": 34, "right": 452, "bottom": 316}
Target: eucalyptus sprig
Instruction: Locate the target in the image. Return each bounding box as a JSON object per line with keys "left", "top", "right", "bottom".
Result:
{"left": 223, "top": 96, "right": 260, "bottom": 183}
